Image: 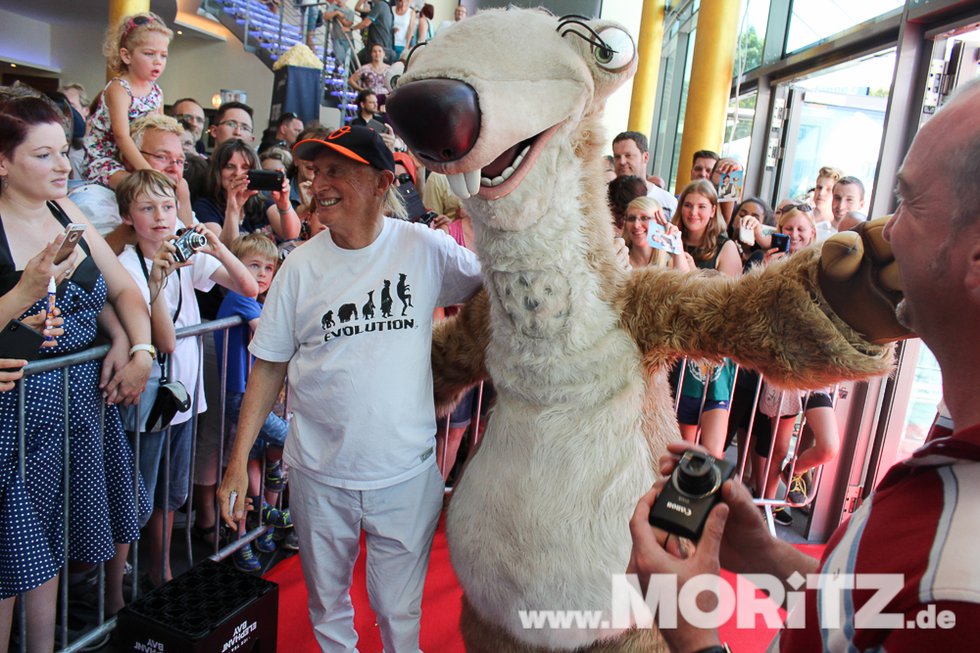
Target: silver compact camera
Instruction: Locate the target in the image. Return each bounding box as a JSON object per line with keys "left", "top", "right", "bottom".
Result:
{"left": 173, "top": 229, "right": 208, "bottom": 263}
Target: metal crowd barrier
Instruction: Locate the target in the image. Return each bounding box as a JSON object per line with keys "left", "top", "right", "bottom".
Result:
{"left": 674, "top": 356, "right": 838, "bottom": 534}
{"left": 7, "top": 316, "right": 285, "bottom": 652}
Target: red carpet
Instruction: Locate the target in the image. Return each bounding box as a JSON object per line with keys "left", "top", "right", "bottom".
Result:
{"left": 265, "top": 521, "right": 823, "bottom": 652}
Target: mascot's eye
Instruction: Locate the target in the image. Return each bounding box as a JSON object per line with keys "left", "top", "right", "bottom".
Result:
{"left": 593, "top": 27, "right": 635, "bottom": 71}
{"left": 386, "top": 61, "right": 405, "bottom": 89}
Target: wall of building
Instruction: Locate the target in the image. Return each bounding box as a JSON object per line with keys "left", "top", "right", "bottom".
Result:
{"left": 0, "top": 8, "right": 55, "bottom": 70}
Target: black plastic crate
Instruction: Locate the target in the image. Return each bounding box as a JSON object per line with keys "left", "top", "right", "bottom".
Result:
{"left": 115, "top": 560, "right": 278, "bottom": 652}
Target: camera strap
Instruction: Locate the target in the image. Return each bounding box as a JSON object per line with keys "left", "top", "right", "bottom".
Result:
{"left": 137, "top": 251, "right": 182, "bottom": 377}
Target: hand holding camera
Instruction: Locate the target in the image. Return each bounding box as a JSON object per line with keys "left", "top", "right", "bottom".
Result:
{"left": 649, "top": 450, "right": 735, "bottom": 541}
{"left": 172, "top": 227, "right": 209, "bottom": 263}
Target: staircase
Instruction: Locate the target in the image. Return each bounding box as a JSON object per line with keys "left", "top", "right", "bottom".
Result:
{"left": 201, "top": 0, "right": 358, "bottom": 119}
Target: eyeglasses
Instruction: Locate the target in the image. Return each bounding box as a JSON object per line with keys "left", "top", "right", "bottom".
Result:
{"left": 396, "top": 173, "right": 414, "bottom": 185}
{"left": 775, "top": 203, "right": 813, "bottom": 214}
{"left": 217, "top": 120, "right": 253, "bottom": 134}
{"left": 141, "top": 150, "right": 186, "bottom": 168}
{"left": 175, "top": 113, "right": 205, "bottom": 125}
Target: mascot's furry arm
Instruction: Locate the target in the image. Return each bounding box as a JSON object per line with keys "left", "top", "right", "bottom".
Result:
{"left": 432, "top": 288, "right": 491, "bottom": 414}
{"left": 621, "top": 246, "right": 896, "bottom": 388}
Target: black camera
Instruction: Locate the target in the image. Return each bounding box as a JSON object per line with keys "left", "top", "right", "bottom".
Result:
{"left": 247, "top": 169, "right": 285, "bottom": 191}
{"left": 770, "top": 232, "right": 791, "bottom": 253}
{"left": 173, "top": 229, "right": 208, "bottom": 263}
{"left": 648, "top": 450, "right": 735, "bottom": 541}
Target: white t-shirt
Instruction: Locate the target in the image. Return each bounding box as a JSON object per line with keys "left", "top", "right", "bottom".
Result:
{"left": 118, "top": 244, "right": 221, "bottom": 425}
{"left": 70, "top": 183, "right": 121, "bottom": 236}
{"left": 645, "top": 180, "right": 678, "bottom": 221}
{"left": 815, "top": 220, "right": 837, "bottom": 243}
{"left": 250, "top": 218, "right": 482, "bottom": 490}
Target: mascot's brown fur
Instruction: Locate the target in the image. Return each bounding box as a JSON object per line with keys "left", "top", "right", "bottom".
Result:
{"left": 386, "top": 9, "right": 899, "bottom": 652}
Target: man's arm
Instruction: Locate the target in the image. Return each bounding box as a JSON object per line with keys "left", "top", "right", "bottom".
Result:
{"left": 217, "top": 358, "right": 288, "bottom": 525}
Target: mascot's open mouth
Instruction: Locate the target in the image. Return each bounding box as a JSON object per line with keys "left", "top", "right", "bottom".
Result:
{"left": 475, "top": 123, "right": 561, "bottom": 199}
{"left": 440, "top": 122, "right": 562, "bottom": 201}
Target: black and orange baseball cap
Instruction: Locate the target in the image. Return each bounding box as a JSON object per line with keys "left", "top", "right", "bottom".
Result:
{"left": 292, "top": 125, "right": 395, "bottom": 173}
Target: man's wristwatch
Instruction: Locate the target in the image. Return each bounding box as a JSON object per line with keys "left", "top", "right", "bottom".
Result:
{"left": 129, "top": 343, "right": 157, "bottom": 359}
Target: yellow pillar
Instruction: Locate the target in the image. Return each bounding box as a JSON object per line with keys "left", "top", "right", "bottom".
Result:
{"left": 628, "top": 0, "right": 667, "bottom": 135}
{"left": 674, "top": 0, "right": 740, "bottom": 195}
{"left": 107, "top": 0, "right": 151, "bottom": 80}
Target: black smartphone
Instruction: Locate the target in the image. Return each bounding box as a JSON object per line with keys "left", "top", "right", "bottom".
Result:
{"left": 771, "top": 233, "right": 791, "bottom": 253}
{"left": 395, "top": 178, "right": 428, "bottom": 222}
{"left": 247, "top": 169, "right": 285, "bottom": 191}
{"left": 0, "top": 319, "right": 45, "bottom": 370}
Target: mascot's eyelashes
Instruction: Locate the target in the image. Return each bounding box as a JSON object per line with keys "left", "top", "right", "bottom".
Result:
{"left": 558, "top": 18, "right": 615, "bottom": 54}
{"left": 558, "top": 20, "right": 635, "bottom": 71}
{"left": 404, "top": 41, "right": 427, "bottom": 69}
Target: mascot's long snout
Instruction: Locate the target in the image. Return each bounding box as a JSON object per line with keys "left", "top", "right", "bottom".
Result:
{"left": 386, "top": 79, "right": 482, "bottom": 164}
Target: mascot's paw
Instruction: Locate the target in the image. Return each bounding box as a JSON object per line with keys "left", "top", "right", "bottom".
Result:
{"left": 818, "top": 216, "right": 912, "bottom": 345}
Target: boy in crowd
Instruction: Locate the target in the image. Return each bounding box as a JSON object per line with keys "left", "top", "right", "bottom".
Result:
{"left": 115, "top": 169, "right": 258, "bottom": 587}
{"left": 812, "top": 165, "right": 842, "bottom": 239}
{"left": 215, "top": 234, "right": 295, "bottom": 570}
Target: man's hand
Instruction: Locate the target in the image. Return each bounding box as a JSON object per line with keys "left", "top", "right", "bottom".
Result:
{"left": 819, "top": 216, "right": 912, "bottom": 344}
{"left": 218, "top": 461, "right": 252, "bottom": 528}
{"left": 628, "top": 483, "right": 727, "bottom": 653}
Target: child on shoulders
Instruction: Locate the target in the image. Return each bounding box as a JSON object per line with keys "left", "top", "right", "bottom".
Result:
{"left": 84, "top": 12, "right": 172, "bottom": 189}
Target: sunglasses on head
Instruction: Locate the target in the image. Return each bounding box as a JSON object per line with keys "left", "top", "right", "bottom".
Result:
{"left": 776, "top": 202, "right": 813, "bottom": 214}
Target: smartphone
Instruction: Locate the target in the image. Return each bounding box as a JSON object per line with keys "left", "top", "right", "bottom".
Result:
{"left": 247, "top": 169, "right": 285, "bottom": 191}
{"left": 395, "top": 179, "right": 428, "bottom": 222}
{"left": 0, "top": 319, "right": 45, "bottom": 371}
{"left": 738, "top": 218, "right": 755, "bottom": 246}
{"left": 53, "top": 223, "right": 87, "bottom": 265}
{"left": 771, "top": 233, "right": 791, "bottom": 253}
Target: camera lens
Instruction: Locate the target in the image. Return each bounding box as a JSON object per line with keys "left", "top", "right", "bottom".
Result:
{"left": 676, "top": 452, "right": 719, "bottom": 497}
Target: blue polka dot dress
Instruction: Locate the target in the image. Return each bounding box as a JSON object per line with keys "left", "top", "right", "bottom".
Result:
{"left": 0, "top": 202, "right": 148, "bottom": 598}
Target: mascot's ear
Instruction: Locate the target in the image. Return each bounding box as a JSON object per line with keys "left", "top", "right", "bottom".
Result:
{"left": 386, "top": 61, "right": 406, "bottom": 90}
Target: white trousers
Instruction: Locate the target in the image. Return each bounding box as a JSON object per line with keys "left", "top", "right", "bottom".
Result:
{"left": 289, "top": 463, "right": 444, "bottom": 653}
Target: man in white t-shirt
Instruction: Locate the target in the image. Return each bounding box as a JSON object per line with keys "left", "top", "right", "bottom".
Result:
{"left": 218, "top": 126, "right": 482, "bottom": 652}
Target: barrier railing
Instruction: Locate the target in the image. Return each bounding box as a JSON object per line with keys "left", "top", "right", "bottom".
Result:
{"left": 7, "top": 317, "right": 282, "bottom": 652}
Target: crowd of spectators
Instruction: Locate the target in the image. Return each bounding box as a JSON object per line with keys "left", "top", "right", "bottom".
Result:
{"left": 606, "top": 132, "right": 872, "bottom": 527}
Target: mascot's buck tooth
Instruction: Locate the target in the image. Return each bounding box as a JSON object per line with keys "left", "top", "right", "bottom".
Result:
{"left": 386, "top": 9, "right": 908, "bottom": 652}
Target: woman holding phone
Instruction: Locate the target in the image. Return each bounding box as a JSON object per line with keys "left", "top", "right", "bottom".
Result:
{"left": 0, "top": 86, "right": 153, "bottom": 643}
{"left": 670, "top": 180, "right": 741, "bottom": 457}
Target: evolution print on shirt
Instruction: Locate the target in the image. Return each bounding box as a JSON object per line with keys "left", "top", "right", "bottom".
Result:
{"left": 320, "top": 273, "right": 416, "bottom": 342}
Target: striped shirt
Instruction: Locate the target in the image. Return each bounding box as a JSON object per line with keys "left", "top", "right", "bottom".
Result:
{"left": 775, "top": 423, "right": 980, "bottom": 651}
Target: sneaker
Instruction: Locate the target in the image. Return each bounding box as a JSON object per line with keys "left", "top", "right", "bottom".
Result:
{"left": 787, "top": 473, "right": 809, "bottom": 505}
{"left": 279, "top": 528, "right": 299, "bottom": 551}
{"left": 232, "top": 544, "right": 262, "bottom": 572}
{"left": 265, "top": 461, "right": 287, "bottom": 493}
{"left": 261, "top": 502, "right": 293, "bottom": 529}
{"left": 254, "top": 528, "right": 278, "bottom": 554}
{"left": 773, "top": 506, "right": 794, "bottom": 526}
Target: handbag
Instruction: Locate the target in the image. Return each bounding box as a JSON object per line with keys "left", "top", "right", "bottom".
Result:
{"left": 119, "top": 259, "right": 190, "bottom": 432}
